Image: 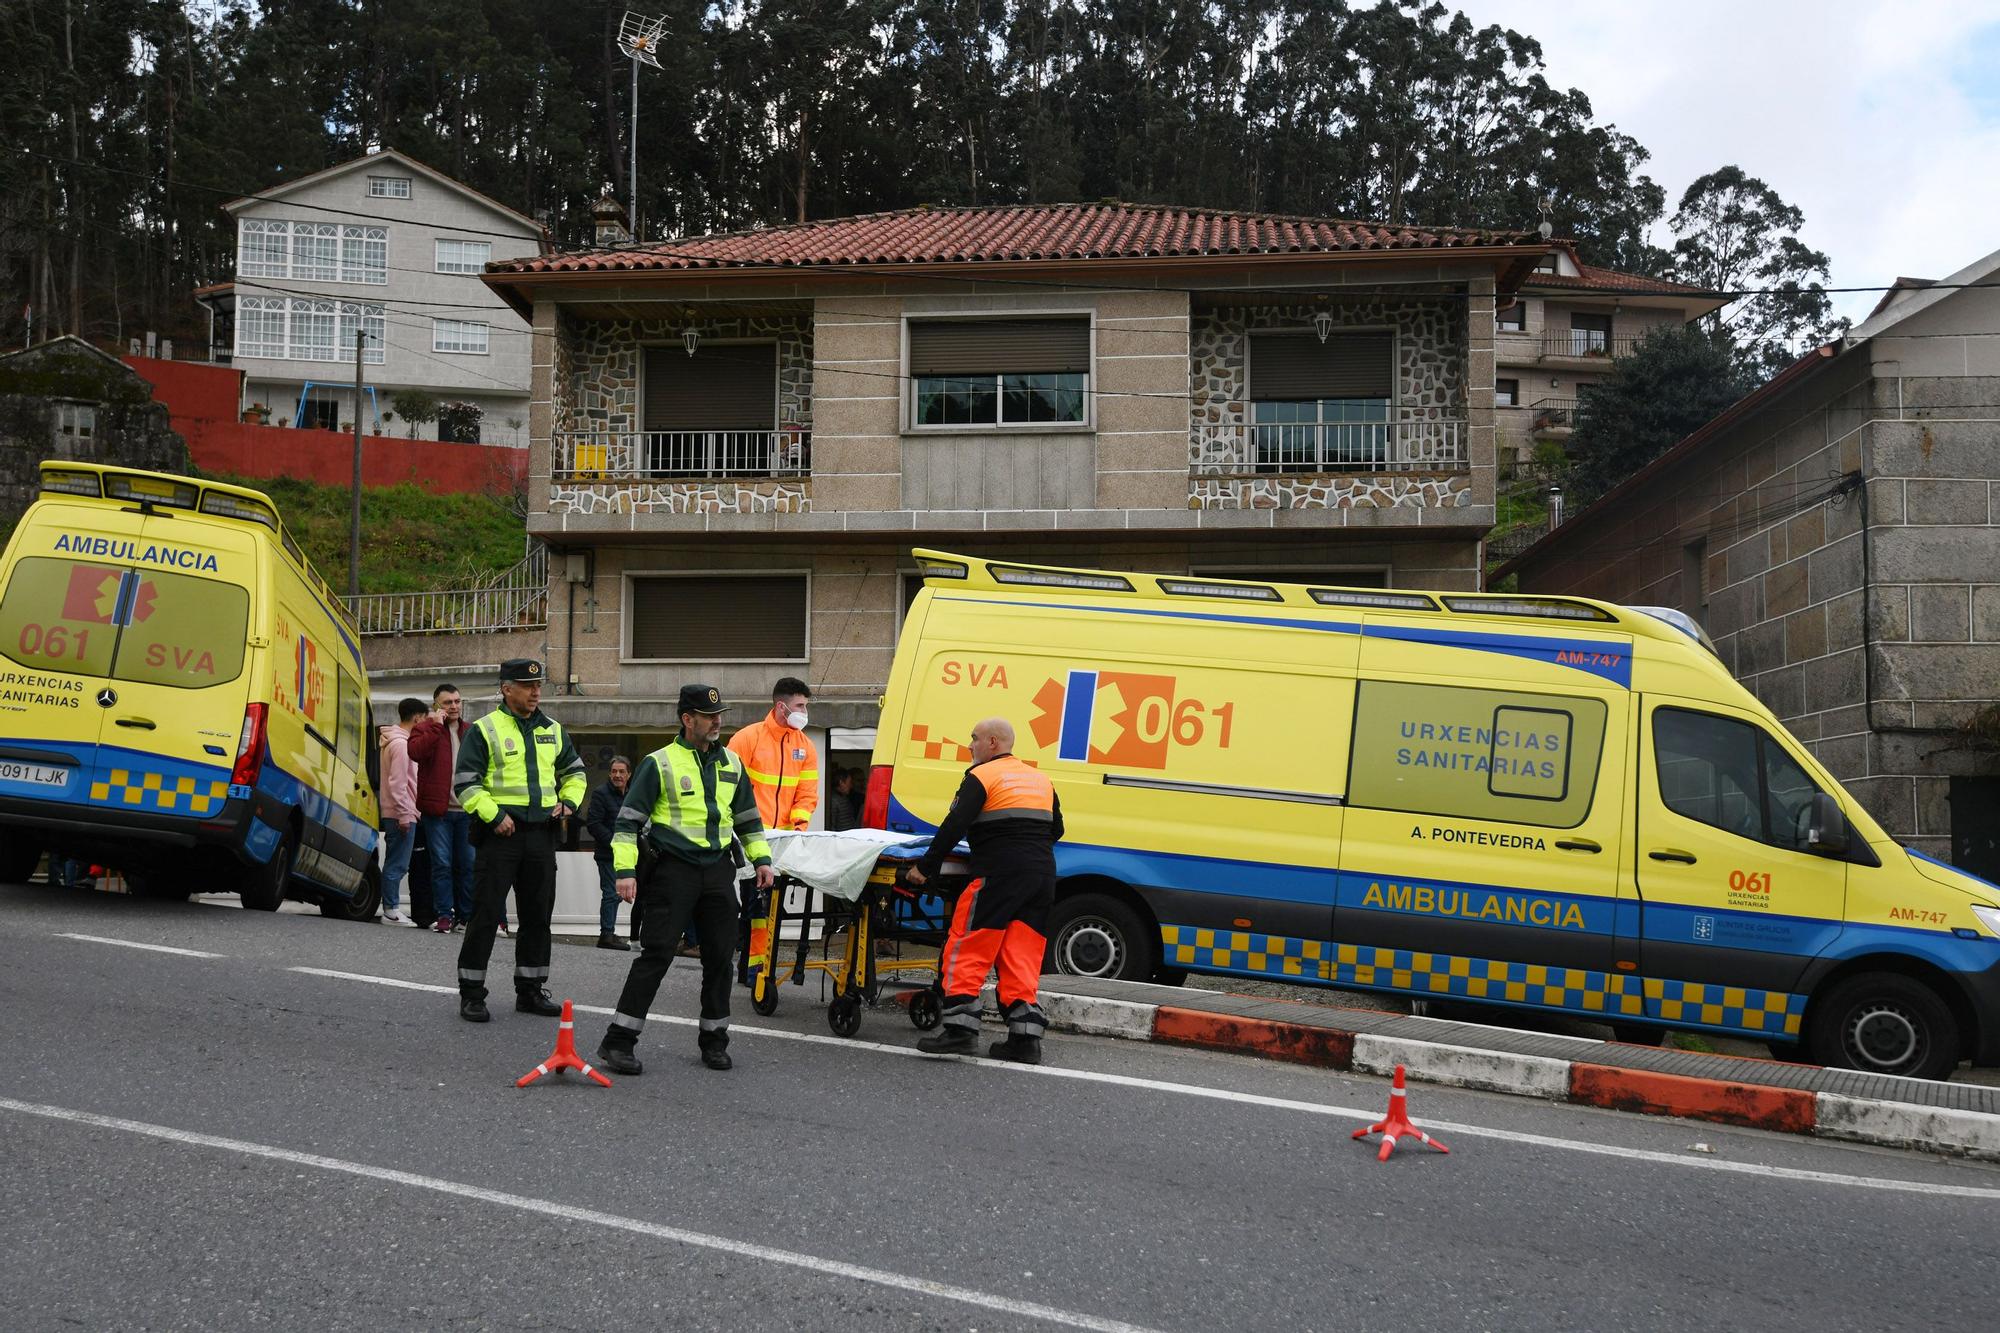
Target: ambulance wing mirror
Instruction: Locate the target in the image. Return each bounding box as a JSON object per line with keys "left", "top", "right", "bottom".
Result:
{"left": 1807, "top": 792, "right": 1850, "bottom": 858}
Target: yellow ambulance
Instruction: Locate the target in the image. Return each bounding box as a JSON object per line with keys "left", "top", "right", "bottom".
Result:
{"left": 0, "top": 462, "right": 381, "bottom": 918}
{"left": 865, "top": 549, "right": 2000, "bottom": 1079}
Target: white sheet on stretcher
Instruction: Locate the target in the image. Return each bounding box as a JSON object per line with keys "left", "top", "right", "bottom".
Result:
{"left": 763, "top": 828, "right": 968, "bottom": 902}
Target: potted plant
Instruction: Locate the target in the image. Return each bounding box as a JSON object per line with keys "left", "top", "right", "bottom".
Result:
{"left": 242, "top": 402, "right": 270, "bottom": 424}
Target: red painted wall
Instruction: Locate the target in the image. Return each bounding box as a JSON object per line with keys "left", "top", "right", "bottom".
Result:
{"left": 121, "top": 355, "right": 526, "bottom": 495}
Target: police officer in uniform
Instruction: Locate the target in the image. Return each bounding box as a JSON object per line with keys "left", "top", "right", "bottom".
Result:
{"left": 596, "top": 684, "right": 774, "bottom": 1074}
{"left": 453, "top": 658, "right": 588, "bottom": 1022}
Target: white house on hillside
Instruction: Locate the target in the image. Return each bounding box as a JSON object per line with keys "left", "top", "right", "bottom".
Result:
{"left": 197, "top": 148, "right": 545, "bottom": 445}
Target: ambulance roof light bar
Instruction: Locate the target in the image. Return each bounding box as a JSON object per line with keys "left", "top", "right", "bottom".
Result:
{"left": 990, "top": 564, "right": 1134, "bottom": 593}
{"left": 1156, "top": 578, "right": 1281, "bottom": 602}
{"left": 1310, "top": 588, "right": 1436, "bottom": 611}
{"left": 1440, "top": 594, "right": 1617, "bottom": 622}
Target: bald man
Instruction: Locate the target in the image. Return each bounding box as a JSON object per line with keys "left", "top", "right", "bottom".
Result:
{"left": 906, "top": 718, "right": 1064, "bottom": 1064}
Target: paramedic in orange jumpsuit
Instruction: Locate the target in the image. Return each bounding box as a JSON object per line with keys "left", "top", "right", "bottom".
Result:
{"left": 906, "top": 717, "right": 1063, "bottom": 1064}
{"left": 726, "top": 676, "right": 819, "bottom": 982}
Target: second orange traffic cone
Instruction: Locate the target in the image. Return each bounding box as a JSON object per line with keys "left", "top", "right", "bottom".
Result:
{"left": 515, "top": 1000, "right": 613, "bottom": 1088}
{"left": 1351, "top": 1064, "right": 1448, "bottom": 1162}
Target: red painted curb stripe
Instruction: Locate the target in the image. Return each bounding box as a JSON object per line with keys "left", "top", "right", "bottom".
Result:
{"left": 1569, "top": 1062, "right": 1817, "bottom": 1134}
{"left": 1153, "top": 1007, "right": 1355, "bottom": 1070}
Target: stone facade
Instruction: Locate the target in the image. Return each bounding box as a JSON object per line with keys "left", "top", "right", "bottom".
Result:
{"left": 548, "top": 479, "right": 808, "bottom": 515}
{"left": 1189, "top": 473, "right": 1473, "bottom": 511}
{"left": 564, "top": 312, "right": 812, "bottom": 435}
{"left": 0, "top": 338, "right": 188, "bottom": 528}
{"left": 1507, "top": 294, "right": 2000, "bottom": 869}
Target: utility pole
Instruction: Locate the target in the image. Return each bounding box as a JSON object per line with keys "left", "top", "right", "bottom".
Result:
{"left": 348, "top": 328, "right": 364, "bottom": 598}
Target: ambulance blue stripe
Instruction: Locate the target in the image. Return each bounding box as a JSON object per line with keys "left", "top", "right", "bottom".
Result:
{"left": 939, "top": 596, "right": 1631, "bottom": 686}
{"left": 1058, "top": 669, "right": 1096, "bottom": 762}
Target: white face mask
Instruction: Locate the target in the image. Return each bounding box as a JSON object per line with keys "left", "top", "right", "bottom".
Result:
{"left": 785, "top": 709, "right": 809, "bottom": 730}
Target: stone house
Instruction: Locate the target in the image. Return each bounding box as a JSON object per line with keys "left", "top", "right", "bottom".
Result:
{"left": 0, "top": 337, "right": 187, "bottom": 531}
{"left": 1494, "top": 246, "right": 2000, "bottom": 874}
{"left": 481, "top": 202, "right": 1549, "bottom": 777}
{"left": 1493, "top": 244, "right": 1722, "bottom": 466}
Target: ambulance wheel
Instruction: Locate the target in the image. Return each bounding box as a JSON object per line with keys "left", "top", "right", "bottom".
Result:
{"left": 0, "top": 832, "right": 44, "bottom": 885}
{"left": 1047, "top": 893, "right": 1157, "bottom": 981}
{"left": 237, "top": 830, "right": 295, "bottom": 912}
{"left": 1807, "top": 972, "right": 1960, "bottom": 1080}
{"left": 320, "top": 862, "right": 382, "bottom": 922}
{"left": 909, "top": 989, "right": 943, "bottom": 1030}
{"left": 752, "top": 984, "right": 780, "bottom": 1016}
{"left": 828, "top": 993, "right": 862, "bottom": 1038}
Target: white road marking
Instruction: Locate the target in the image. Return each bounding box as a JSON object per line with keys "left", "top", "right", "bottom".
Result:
{"left": 55, "top": 933, "right": 223, "bottom": 959}
{"left": 0, "top": 1094, "right": 1158, "bottom": 1333}
{"left": 292, "top": 965, "right": 2000, "bottom": 1200}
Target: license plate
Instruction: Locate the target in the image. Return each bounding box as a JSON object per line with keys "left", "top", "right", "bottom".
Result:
{"left": 0, "top": 761, "right": 70, "bottom": 788}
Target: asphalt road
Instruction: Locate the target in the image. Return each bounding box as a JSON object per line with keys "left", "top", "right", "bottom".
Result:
{"left": 4, "top": 879, "right": 1999, "bottom": 1332}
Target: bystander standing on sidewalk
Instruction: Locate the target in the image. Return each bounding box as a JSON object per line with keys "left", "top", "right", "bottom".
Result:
{"left": 408, "top": 682, "right": 476, "bottom": 932}
{"left": 377, "top": 698, "right": 427, "bottom": 924}
{"left": 585, "top": 756, "right": 633, "bottom": 951}
{"left": 825, "top": 766, "right": 860, "bottom": 831}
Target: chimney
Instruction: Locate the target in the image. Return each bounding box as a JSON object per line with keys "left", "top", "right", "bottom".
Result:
{"left": 593, "top": 183, "right": 632, "bottom": 246}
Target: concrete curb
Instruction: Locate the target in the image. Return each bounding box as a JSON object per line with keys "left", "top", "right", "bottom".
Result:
{"left": 1041, "top": 985, "right": 2000, "bottom": 1161}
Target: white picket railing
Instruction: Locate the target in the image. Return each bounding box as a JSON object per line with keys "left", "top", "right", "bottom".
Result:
{"left": 553, "top": 429, "right": 810, "bottom": 481}
{"left": 1191, "top": 418, "right": 1467, "bottom": 474}
{"left": 343, "top": 543, "right": 547, "bottom": 637}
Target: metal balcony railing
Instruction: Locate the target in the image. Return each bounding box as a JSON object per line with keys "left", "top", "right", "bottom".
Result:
{"left": 1190, "top": 417, "right": 1467, "bottom": 474}
{"left": 553, "top": 429, "right": 810, "bottom": 481}
{"left": 343, "top": 544, "right": 547, "bottom": 637}
{"left": 1531, "top": 397, "right": 1581, "bottom": 431}
{"left": 1540, "top": 332, "right": 1642, "bottom": 361}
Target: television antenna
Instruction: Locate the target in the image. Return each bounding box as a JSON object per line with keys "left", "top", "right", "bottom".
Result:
{"left": 617, "top": 11, "right": 667, "bottom": 239}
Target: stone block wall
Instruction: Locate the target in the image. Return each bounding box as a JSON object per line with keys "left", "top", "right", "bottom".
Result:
{"left": 563, "top": 312, "right": 812, "bottom": 436}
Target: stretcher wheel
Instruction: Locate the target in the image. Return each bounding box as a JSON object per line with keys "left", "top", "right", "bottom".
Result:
{"left": 828, "top": 993, "right": 862, "bottom": 1038}
{"left": 908, "top": 989, "right": 942, "bottom": 1031}
{"left": 751, "top": 983, "right": 780, "bottom": 1017}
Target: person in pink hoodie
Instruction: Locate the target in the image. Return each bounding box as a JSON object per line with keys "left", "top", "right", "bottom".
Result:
{"left": 377, "top": 698, "right": 428, "bottom": 924}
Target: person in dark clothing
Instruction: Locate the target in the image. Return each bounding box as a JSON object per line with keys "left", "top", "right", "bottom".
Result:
{"left": 584, "top": 756, "right": 633, "bottom": 950}
{"left": 595, "top": 684, "right": 774, "bottom": 1075}
{"left": 825, "top": 766, "right": 861, "bottom": 831}
{"left": 907, "top": 717, "right": 1063, "bottom": 1065}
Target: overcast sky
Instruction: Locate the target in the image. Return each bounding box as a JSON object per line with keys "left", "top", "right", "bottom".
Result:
{"left": 1445, "top": 0, "right": 2000, "bottom": 324}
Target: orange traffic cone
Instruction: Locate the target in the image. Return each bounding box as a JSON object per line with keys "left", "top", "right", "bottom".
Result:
{"left": 515, "top": 1000, "right": 613, "bottom": 1088}
{"left": 1351, "top": 1064, "right": 1448, "bottom": 1162}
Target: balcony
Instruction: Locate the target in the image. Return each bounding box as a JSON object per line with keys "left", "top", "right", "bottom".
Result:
{"left": 1191, "top": 417, "right": 1467, "bottom": 476}
{"left": 1530, "top": 397, "right": 1580, "bottom": 436}
{"left": 553, "top": 429, "right": 811, "bottom": 482}
{"left": 1539, "top": 332, "right": 1642, "bottom": 362}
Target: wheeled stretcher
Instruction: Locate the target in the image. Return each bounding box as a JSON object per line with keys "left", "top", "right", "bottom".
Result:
{"left": 744, "top": 829, "right": 973, "bottom": 1037}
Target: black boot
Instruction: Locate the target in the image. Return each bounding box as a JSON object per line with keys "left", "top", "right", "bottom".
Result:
{"left": 987, "top": 1036, "right": 1043, "bottom": 1065}
{"left": 459, "top": 995, "right": 490, "bottom": 1023}
{"left": 597, "top": 934, "right": 631, "bottom": 951}
{"left": 596, "top": 1038, "right": 642, "bottom": 1076}
{"left": 515, "top": 987, "right": 562, "bottom": 1017}
{"left": 917, "top": 1026, "right": 979, "bottom": 1056}
{"left": 699, "top": 1032, "right": 733, "bottom": 1071}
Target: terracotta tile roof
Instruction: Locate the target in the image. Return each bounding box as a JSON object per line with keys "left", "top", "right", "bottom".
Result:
{"left": 1528, "top": 263, "right": 1704, "bottom": 294}
{"left": 490, "top": 202, "right": 1540, "bottom": 275}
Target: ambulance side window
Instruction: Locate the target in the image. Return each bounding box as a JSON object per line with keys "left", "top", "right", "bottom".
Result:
{"left": 335, "top": 666, "right": 365, "bottom": 772}
{"left": 1346, "top": 680, "right": 1607, "bottom": 829}
{"left": 1653, "top": 708, "right": 1824, "bottom": 851}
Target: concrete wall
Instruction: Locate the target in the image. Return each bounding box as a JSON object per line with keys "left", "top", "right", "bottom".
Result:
{"left": 229, "top": 156, "right": 540, "bottom": 435}
{"left": 1509, "top": 336, "right": 2000, "bottom": 859}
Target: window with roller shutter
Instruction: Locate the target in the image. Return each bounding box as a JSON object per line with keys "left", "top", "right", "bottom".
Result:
{"left": 907, "top": 317, "right": 1091, "bottom": 427}
{"left": 626, "top": 573, "right": 808, "bottom": 662}
{"left": 640, "top": 343, "right": 780, "bottom": 476}
{"left": 1247, "top": 330, "right": 1395, "bottom": 470}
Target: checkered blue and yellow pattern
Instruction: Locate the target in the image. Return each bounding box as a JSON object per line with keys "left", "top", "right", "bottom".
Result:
{"left": 1161, "top": 926, "right": 1805, "bottom": 1038}
{"left": 89, "top": 768, "right": 229, "bottom": 815}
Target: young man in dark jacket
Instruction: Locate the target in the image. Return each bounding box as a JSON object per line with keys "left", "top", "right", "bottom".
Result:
{"left": 584, "top": 756, "right": 633, "bottom": 950}
{"left": 407, "top": 682, "right": 476, "bottom": 931}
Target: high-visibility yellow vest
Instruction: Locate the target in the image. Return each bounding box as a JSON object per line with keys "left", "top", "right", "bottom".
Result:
{"left": 457, "top": 709, "right": 583, "bottom": 823}
{"left": 613, "top": 739, "right": 772, "bottom": 872}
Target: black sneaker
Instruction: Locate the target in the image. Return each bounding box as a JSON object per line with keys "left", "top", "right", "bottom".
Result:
{"left": 515, "top": 989, "right": 562, "bottom": 1017}
{"left": 596, "top": 1042, "right": 642, "bottom": 1076}
{"left": 916, "top": 1027, "right": 978, "bottom": 1056}
{"left": 701, "top": 1046, "right": 733, "bottom": 1071}
{"left": 987, "top": 1036, "right": 1043, "bottom": 1065}
{"left": 459, "top": 996, "right": 490, "bottom": 1023}
{"left": 596, "top": 934, "right": 631, "bottom": 951}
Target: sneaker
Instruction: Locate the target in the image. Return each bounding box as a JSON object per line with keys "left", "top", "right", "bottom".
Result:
{"left": 432, "top": 916, "right": 453, "bottom": 934}
{"left": 916, "top": 1027, "right": 979, "bottom": 1057}
{"left": 380, "top": 910, "right": 406, "bottom": 925}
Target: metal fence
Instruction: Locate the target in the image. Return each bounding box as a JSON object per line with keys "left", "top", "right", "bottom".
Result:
{"left": 343, "top": 544, "right": 547, "bottom": 637}
{"left": 1540, "top": 332, "right": 1643, "bottom": 361}
{"left": 553, "top": 430, "right": 811, "bottom": 481}
{"left": 1191, "top": 418, "right": 1466, "bottom": 474}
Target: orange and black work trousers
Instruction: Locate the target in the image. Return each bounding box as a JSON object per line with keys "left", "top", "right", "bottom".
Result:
{"left": 938, "top": 872, "right": 1054, "bottom": 1040}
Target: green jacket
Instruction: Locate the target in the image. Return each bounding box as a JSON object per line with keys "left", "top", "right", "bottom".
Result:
{"left": 613, "top": 736, "right": 772, "bottom": 873}
{"left": 453, "top": 706, "right": 587, "bottom": 827}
